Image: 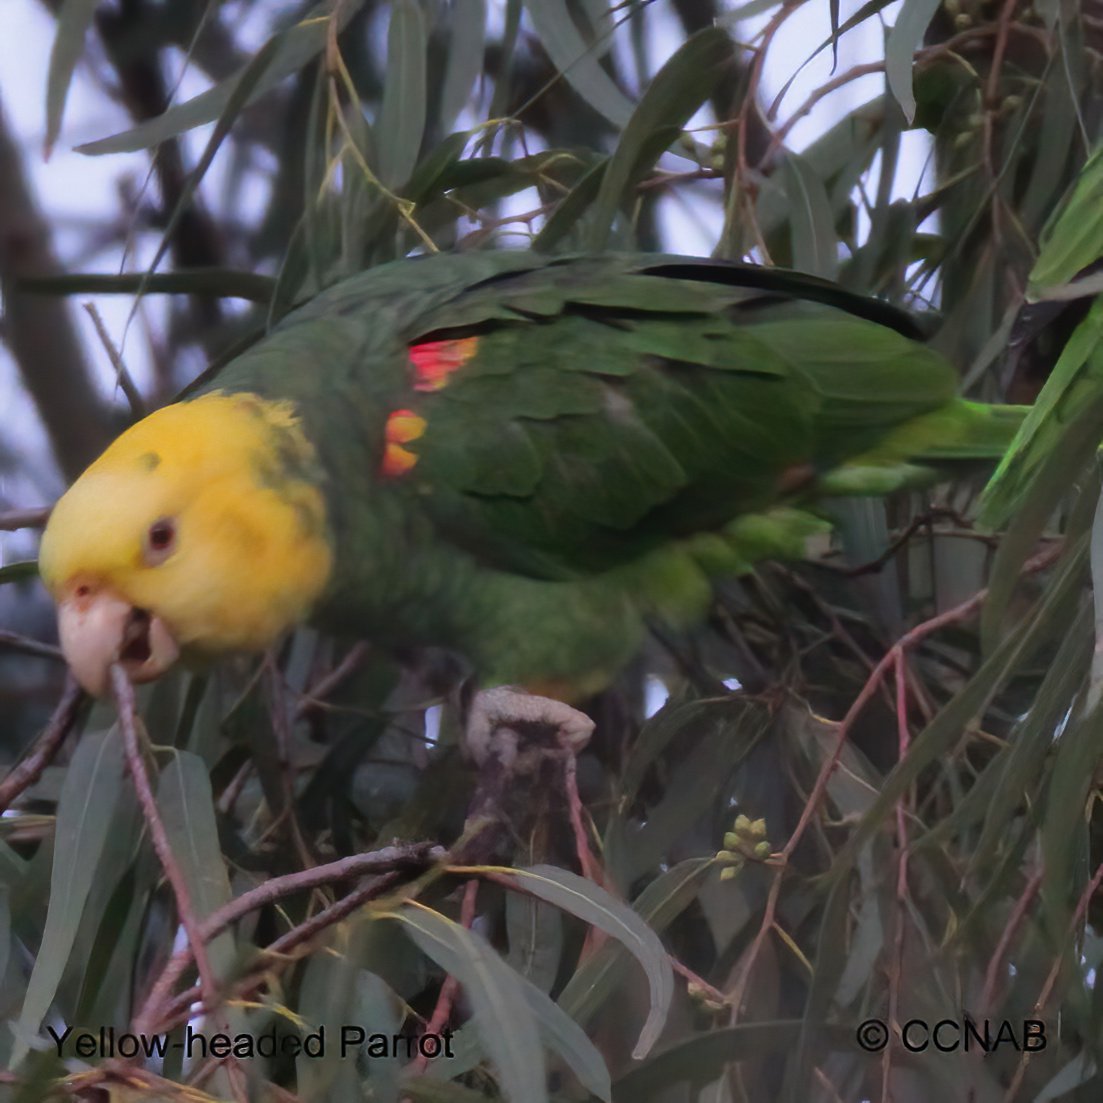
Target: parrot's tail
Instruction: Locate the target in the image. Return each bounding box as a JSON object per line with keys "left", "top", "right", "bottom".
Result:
{"left": 891, "top": 400, "right": 1030, "bottom": 463}
{"left": 814, "top": 401, "right": 1028, "bottom": 501}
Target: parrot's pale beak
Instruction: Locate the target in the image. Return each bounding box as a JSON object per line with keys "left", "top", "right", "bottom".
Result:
{"left": 56, "top": 585, "right": 180, "bottom": 697}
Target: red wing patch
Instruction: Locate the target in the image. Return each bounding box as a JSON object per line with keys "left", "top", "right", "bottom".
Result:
{"left": 408, "top": 336, "right": 479, "bottom": 392}
{"left": 381, "top": 409, "right": 427, "bottom": 478}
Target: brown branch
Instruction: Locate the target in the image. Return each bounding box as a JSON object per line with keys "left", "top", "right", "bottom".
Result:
{"left": 81, "top": 301, "right": 146, "bottom": 417}
{"left": 564, "top": 750, "right": 601, "bottom": 882}
{"left": 0, "top": 95, "right": 114, "bottom": 479}
{"left": 981, "top": 863, "right": 1043, "bottom": 1012}
{"left": 0, "top": 507, "right": 50, "bottom": 531}
{"left": 881, "top": 658, "right": 913, "bottom": 1100}
{"left": 111, "top": 666, "right": 246, "bottom": 1102}
{"left": 1004, "top": 857, "right": 1103, "bottom": 1102}
{"left": 149, "top": 867, "right": 416, "bottom": 1036}
{"left": 95, "top": 1, "right": 226, "bottom": 333}
{"left": 294, "top": 641, "right": 371, "bottom": 719}
{"left": 0, "top": 629, "right": 63, "bottom": 663}
{"left": 727, "top": 542, "right": 1063, "bottom": 1017}
{"left": 0, "top": 674, "right": 84, "bottom": 813}
{"left": 134, "top": 843, "right": 442, "bottom": 1034}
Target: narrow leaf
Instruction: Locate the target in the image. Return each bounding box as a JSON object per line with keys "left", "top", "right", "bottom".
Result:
{"left": 523, "top": 0, "right": 634, "bottom": 129}
{"left": 44, "top": 0, "right": 99, "bottom": 157}
{"left": 156, "top": 753, "right": 234, "bottom": 975}
{"left": 439, "top": 0, "right": 486, "bottom": 133}
{"left": 780, "top": 152, "right": 838, "bottom": 278}
{"left": 495, "top": 865, "right": 673, "bottom": 1058}
{"left": 378, "top": 0, "right": 428, "bottom": 188}
{"left": 0, "top": 562, "right": 38, "bottom": 586}
{"left": 558, "top": 858, "right": 710, "bottom": 1031}
{"left": 885, "top": 0, "right": 941, "bottom": 123}
{"left": 612, "top": 1022, "right": 852, "bottom": 1100}
{"left": 387, "top": 905, "right": 547, "bottom": 1103}
{"left": 76, "top": 2, "right": 367, "bottom": 155}
{"left": 516, "top": 968, "right": 611, "bottom": 1102}
{"left": 13, "top": 730, "right": 126, "bottom": 1065}
{"left": 586, "top": 27, "right": 733, "bottom": 250}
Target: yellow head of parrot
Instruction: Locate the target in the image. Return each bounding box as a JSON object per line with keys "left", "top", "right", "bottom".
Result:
{"left": 39, "top": 392, "right": 333, "bottom": 696}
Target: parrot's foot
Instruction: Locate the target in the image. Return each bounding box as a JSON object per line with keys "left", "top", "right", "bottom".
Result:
{"left": 456, "top": 687, "right": 597, "bottom": 871}
{"left": 464, "top": 686, "right": 594, "bottom": 772}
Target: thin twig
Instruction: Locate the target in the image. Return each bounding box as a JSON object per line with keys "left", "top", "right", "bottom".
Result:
{"left": 294, "top": 641, "right": 371, "bottom": 719}
{"left": 135, "top": 843, "right": 441, "bottom": 1033}
{"left": 563, "top": 751, "right": 601, "bottom": 882}
{"left": 151, "top": 868, "right": 412, "bottom": 1036}
{"left": 0, "top": 506, "right": 50, "bottom": 531}
{"left": 881, "top": 658, "right": 912, "bottom": 1100}
{"left": 0, "top": 675, "right": 83, "bottom": 813}
{"left": 981, "top": 864, "right": 1043, "bottom": 1012}
{"left": 0, "top": 629, "right": 63, "bottom": 662}
{"left": 1003, "top": 857, "right": 1103, "bottom": 1102}
{"left": 81, "top": 301, "right": 146, "bottom": 417}
{"left": 263, "top": 661, "right": 315, "bottom": 869}
{"left": 727, "top": 544, "right": 1062, "bottom": 1017}
{"left": 112, "top": 665, "right": 247, "bottom": 1103}
{"left": 409, "top": 879, "right": 479, "bottom": 1076}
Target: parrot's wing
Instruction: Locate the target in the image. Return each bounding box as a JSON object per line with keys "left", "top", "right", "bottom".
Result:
{"left": 384, "top": 257, "right": 959, "bottom": 579}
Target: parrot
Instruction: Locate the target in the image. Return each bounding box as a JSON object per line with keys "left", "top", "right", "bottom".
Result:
{"left": 38, "top": 251, "right": 1027, "bottom": 701}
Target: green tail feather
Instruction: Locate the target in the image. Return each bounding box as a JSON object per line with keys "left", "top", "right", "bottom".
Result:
{"left": 817, "top": 400, "right": 1027, "bottom": 498}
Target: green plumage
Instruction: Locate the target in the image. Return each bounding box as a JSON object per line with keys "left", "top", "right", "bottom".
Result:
{"left": 199, "top": 252, "right": 1024, "bottom": 693}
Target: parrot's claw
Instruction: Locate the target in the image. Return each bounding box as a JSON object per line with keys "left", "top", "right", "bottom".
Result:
{"left": 464, "top": 686, "right": 594, "bottom": 772}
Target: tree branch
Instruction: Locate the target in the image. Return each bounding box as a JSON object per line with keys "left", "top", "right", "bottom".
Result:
{"left": 0, "top": 95, "right": 115, "bottom": 479}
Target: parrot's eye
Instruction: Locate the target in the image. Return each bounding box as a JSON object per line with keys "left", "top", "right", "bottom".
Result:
{"left": 144, "top": 518, "right": 177, "bottom": 565}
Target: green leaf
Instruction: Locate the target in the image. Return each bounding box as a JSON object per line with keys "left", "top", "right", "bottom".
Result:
{"left": 401, "top": 1080, "right": 493, "bottom": 1103}
{"left": 833, "top": 531, "right": 1091, "bottom": 874}
{"left": 586, "top": 27, "right": 734, "bottom": 250}
{"left": 533, "top": 158, "right": 608, "bottom": 252}
{"left": 1028, "top": 144, "right": 1103, "bottom": 299}
{"left": 156, "top": 753, "right": 234, "bottom": 974}
{"left": 884, "top": 0, "right": 941, "bottom": 123}
{"left": 76, "top": 2, "right": 367, "bottom": 155}
{"left": 612, "top": 1022, "right": 852, "bottom": 1100}
{"left": 0, "top": 562, "right": 38, "bottom": 586}
{"left": 0, "top": 886, "right": 10, "bottom": 988}
{"left": 980, "top": 402, "right": 1103, "bottom": 651}
{"left": 44, "top": 0, "right": 100, "bottom": 157}
{"left": 607, "top": 701, "right": 768, "bottom": 886}
{"left": 136, "top": 25, "right": 304, "bottom": 305}
{"left": 438, "top": 0, "right": 487, "bottom": 133}
{"left": 980, "top": 297, "right": 1103, "bottom": 527}
{"left": 12, "top": 730, "right": 127, "bottom": 1066}
{"left": 299, "top": 944, "right": 399, "bottom": 1101}
{"left": 558, "top": 858, "right": 710, "bottom": 1031}
{"left": 496, "top": 865, "right": 673, "bottom": 1058}
{"left": 387, "top": 904, "right": 547, "bottom": 1103}
{"left": 505, "top": 887, "right": 562, "bottom": 993}
{"left": 422, "top": 931, "right": 611, "bottom": 1102}
{"left": 523, "top": 0, "right": 634, "bottom": 129}
{"left": 1041, "top": 701, "right": 1098, "bottom": 931}
{"left": 780, "top": 152, "right": 838, "bottom": 279}
{"left": 378, "top": 0, "right": 428, "bottom": 189}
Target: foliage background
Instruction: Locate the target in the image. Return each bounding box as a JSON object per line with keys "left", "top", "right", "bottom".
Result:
{"left": 0, "top": 0, "right": 1101, "bottom": 1100}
